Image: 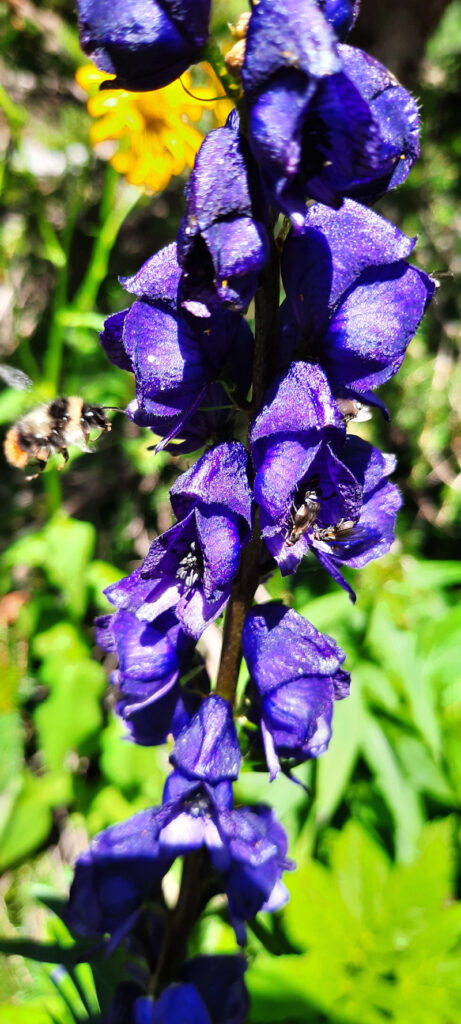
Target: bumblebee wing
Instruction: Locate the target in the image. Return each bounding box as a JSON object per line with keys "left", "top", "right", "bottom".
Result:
{"left": 0, "top": 366, "right": 33, "bottom": 391}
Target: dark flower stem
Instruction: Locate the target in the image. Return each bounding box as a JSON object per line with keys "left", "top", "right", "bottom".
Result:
{"left": 216, "top": 224, "right": 280, "bottom": 706}
{"left": 151, "top": 850, "right": 205, "bottom": 995}
{"left": 152, "top": 233, "right": 281, "bottom": 987}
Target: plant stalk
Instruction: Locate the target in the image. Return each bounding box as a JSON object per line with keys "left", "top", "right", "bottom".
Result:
{"left": 216, "top": 224, "right": 280, "bottom": 706}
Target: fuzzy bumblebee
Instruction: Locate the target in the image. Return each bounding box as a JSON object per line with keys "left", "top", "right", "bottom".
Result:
{"left": 4, "top": 397, "right": 111, "bottom": 478}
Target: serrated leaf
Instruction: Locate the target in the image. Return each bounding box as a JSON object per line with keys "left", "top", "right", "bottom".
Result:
{"left": 252, "top": 819, "right": 461, "bottom": 1024}
{"left": 328, "top": 820, "right": 390, "bottom": 925}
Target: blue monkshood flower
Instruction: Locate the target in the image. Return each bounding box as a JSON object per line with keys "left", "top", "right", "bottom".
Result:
{"left": 242, "top": 604, "right": 350, "bottom": 779}
{"left": 100, "top": 244, "right": 253, "bottom": 449}
{"left": 338, "top": 44, "right": 421, "bottom": 201}
{"left": 280, "top": 200, "right": 435, "bottom": 404}
{"left": 177, "top": 111, "right": 270, "bottom": 313}
{"left": 77, "top": 0, "right": 211, "bottom": 92}
{"left": 67, "top": 697, "right": 293, "bottom": 946}
{"left": 143, "top": 383, "right": 238, "bottom": 457}
{"left": 181, "top": 955, "right": 249, "bottom": 1024}
{"left": 242, "top": 0, "right": 385, "bottom": 222}
{"left": 66, "top": 804, "right": 172, "bottom": 948}
{"left": 108, "top": 956, "right": 248, "bottom": 1024}
{"left": 241, "top": 0, "right": 420, "bottom": 222}
{"left": 250, "top": 362, "right": 402, "bottom": 595}
{"left": 318, "top": 0, "right": 360, "bottom": 40}
{"left": 95, "top": 609, "right": 206, "bottom": 745}
{"left": 133, "top": 986, "right": 212, "bottom": 1024}
{"left": 105, "top": 443, "right": 253, "bottom": 639}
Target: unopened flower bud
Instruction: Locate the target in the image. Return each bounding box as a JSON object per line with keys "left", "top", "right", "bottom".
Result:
{"left": 225, "top": 38, "right": 246, "bottom": 77}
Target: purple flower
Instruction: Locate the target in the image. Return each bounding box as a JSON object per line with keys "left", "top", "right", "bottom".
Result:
{"left": 95, "top": 610, "right": 205, "bottom": 745}
{"left": 106, "top": 443, "right": 253, "bottom": 639}
{"left": 178, "top": 111, "right": 269, "bottom": 313}
{"left": 101, "top": 244, "right": 253, "bottom": 449}
{"left": 77, "top": 0, "right": 211, "bottom": 91}
{"left": 280, "top": 200, "right": 435, "bottom": 401}
{"left": 338, "top": 44, "right": 421, "bottom": 201}
{"left": 242, "top": 604, "right": 350, "bottom": 779}
{"left": 66, "top": 805, "right": 172, "bottom": 946}
{"left": 133, "top": 986, "right": 211, "bottom": 1024}
{"left": 161, "top": 698, "right": 293, "bottom": 943}
{"left": 109, "top": 956, "right": 248, "bottom": 1024}
{"left": 181, "top": 955, "right": 249, "bottom": 1024}
{"left": 318, "top": 0, "right": 361, "bottom": 39}
{"left": 68, "top": 698, "right": 293, "bottom": 946}
{"left": 250, "top": 362, "right": 401, "bottom": 595}
{"left": 241, "top": 0, "right": 393, "bottom": 222}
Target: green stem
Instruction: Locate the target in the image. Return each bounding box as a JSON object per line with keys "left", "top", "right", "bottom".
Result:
{"left": 43, "top": 466, "right": 62, "bottom": 517}
{"left": 43, "top": 207, "right": 78, "bottom": 392}
{"left": 73, "top": 166, "right": 139, "bottom": 313}
{"left": 203, "top": 39, "right": 243, "bottom": 102}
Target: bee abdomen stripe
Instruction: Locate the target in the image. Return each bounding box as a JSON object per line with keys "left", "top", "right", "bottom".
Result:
{"left": 4, "top": 429, "right": 30, "bottom": 468}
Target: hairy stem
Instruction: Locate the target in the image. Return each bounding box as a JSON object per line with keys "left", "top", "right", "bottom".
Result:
{"left": 216, "top": 224, "right": 280, "bottom": 706}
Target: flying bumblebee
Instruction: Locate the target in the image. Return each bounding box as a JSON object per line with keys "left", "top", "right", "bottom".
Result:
{"left": 4, "top": 396, "right": 113, "bottom": 479}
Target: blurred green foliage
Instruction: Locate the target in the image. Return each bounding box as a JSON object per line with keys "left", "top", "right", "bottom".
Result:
{"left": 0, "top": 0, "right": 460, "bottom": 1021}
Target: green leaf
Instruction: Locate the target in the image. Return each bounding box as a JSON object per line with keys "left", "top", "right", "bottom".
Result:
{"left": 313, "top": 675, "right": 363, "bottom": 825}
{"left": 0, "top": 711, "right": 24, "bottom": 793}
{"left": 393, "top": 734, "right": 455, "bottom": 802}
{"left": 0, "top": 1006, "right": 66, "bottom": 1024}
{"left": 367, "top": 602, "right": 441, "bottom": 757}
{"left": 360, "top": 715, "right": 424, "bottom": 861}
{"left": 328, "top": 820, "right": 390, "bottom": 925}
{"left": 84, "top": 561, "right": 122, "bottom": 612}
{"left": 248, "top": 819, "right": 461, "bottom": 1024}
{"left": 0, "top": 939, "right": 98, "bottom": 966}
{"left": 99, "top": 715, "right": 165, "bottom": 801}
{"left": 4, "top": 516, "right": 96, "bottom": 617}
{"left": 247, "top": 954, "right": 327, "bottom": 1024}
{"left": 43, "top": 515, "right": 95, "bottom": 617}
{"left": 401, "top": 557, "right": 461, "bottom": 589}
{"left": 35, "top": 659, "right": 105, "bottom": 772}
{"left": 0, "top": 770, "right": 71, "bottom": 871}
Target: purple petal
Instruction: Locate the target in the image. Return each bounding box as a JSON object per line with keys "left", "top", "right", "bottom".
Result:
{"left": 78, "top": 0, "right": 211, "bottom": 92}
{"left": 100, "top": 309, "right": 132, "bottom": 372}
{"left": 242, "top": 0, "right": 340, "bottom": 100}
{"left": 324, "top": 262, "right": 435, "bottom": 392}
{"left": 251, "top": 362, "right": 343, "bottom": 457}
{"left": 171, "top": 443, "right": 253, "bottom": 536}
{"left": 147, "top": 985, "right": 212, "bottom": 1024}
{"left": 282, "top": 199, "right": 417, "bottom": 337}
{"left": 120, "top": 243, "right": 182, "bottom": 306}
{"left": 242, "top": 604, "right": 347, "bottom": 696}
{"left": 171, "top": 695, "right": 241, "bottom": 783}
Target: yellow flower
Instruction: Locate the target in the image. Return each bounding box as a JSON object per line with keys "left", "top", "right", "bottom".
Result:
{"left": 75, "top": 64, "right": 234, "bottom": 192}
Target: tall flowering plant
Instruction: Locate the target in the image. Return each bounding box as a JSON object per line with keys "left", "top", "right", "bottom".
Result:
{"left": 68, "top": 0, "right": 434, "bottom": 1018}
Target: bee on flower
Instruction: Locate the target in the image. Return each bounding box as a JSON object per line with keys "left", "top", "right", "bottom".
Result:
{"left": 75, "top": 63, "right": 233, "bottom": 192}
